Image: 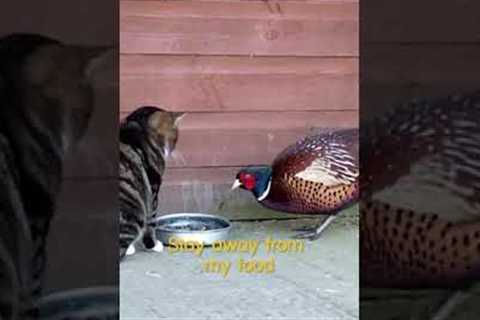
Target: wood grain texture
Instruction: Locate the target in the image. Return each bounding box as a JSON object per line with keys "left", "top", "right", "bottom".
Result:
{"left": 162, "top": 111, "right": 357, "bottom": 168}
{"left": 162, "top": 166, "right": 241, "bottom": 186}
{"left": 362, "top": 44, "right": 480, "bottom": 119}
{"left": 120, "top": 0, "right": 358, "bottom": 56}
{"left": 363, "top": 45, "right": 480, "bottom": 85}
{"left": 117, "top": 0, "right": 359, "bottom": 180}
{"left": 65, "top": 110, "right": 356, "bottom": 178}
{"left": 363, "top": 1, "right": 480, "bottom": 43}
{"left": 121, "top": 55, "right": 358, "bottom": 112}
{"left": 169, "top": 128, "right": 307, "bottom": 167}
{"left": 120, "top": 110, "right": 358, "bottom": 129}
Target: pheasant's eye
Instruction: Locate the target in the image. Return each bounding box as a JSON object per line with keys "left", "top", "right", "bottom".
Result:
{"left": 240, "top": 173, "right": 256, "bottom": 190}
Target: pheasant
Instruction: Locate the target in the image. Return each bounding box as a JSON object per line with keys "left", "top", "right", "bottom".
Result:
{"left": 232, "top": 129, "right": 359, "bottom": 240}
{"left": 361, "top": 91, "right": 480, "bottom": 319}
{"left": 361, "top": 200, "right": 480, "bottom": 288}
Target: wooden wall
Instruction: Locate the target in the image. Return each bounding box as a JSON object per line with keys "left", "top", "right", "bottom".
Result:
{"left": 120, "top": 0, "right": 359, "bottom": 192}
{"left": 362, "top": 1, "right": 480, "bottom": 120}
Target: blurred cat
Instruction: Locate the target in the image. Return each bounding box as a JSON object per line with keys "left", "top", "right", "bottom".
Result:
{"left": 0, "top": 33, "right": 110, "bottom": 319}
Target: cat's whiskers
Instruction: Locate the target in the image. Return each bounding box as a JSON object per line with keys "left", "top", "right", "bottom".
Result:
{"left": 163, "top": 146, "right": 170, "bottom": 158}
{"left": 170, "top": 149, "right": 187, "bottom": 166}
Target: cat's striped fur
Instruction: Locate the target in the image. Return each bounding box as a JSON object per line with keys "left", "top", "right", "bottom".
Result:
{"left": 0, "top": 34, "right": 107, "bottom": 319}
{"left": 119, "top": 107, "right": 184, "bottom": 260}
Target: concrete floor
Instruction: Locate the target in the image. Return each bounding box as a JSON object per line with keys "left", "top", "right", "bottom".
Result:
{"left": 361, "top": 285, "right": 480, "bottom": 320}
{"left": 47, "top": 176, "right": 479, "bottom": 319}
{"left": 120, "top": 206, "right": 359, "bottom": 320}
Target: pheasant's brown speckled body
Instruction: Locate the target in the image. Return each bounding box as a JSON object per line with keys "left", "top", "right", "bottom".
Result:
{"left": 362, "top": 91, "right": 480, "bottom": 288}
{"left": 234, "top": 129, "right": 359, "bottom": 239}
{"left": 263, "top": 129, "right": 359, "bottom": 215}
{"left": 361, "top": 200, "right": 480, "bottom": 289}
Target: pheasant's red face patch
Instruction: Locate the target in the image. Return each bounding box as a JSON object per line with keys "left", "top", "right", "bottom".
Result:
{"left": 240, "top": 172, "right": 256, "bottom": 190}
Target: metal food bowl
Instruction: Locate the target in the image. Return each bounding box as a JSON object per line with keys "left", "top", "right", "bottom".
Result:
{"left": 152, "top": 213, "right": 232, "bottom": 246}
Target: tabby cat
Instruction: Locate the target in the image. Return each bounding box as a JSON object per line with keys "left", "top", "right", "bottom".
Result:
{"left": 119, "top": 106, "right": 184, "bottom": 260}
{"left": 0, "top": 33, "right": 109, "bottom": 319}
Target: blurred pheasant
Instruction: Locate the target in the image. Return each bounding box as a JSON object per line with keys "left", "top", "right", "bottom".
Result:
{"left": 232, "top": 129, "right": 359, "bottom": 240}
{"left": 362, "top": 92, "right": 480, "bottom": 219}
{"left": 361, "top": 200, "right": 480, "bottom": 288}
{"left": 361, "top": 91, "right": 480, "bottom": 319}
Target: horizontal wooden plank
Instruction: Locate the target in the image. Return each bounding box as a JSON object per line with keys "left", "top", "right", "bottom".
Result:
{"left": 120, "top": 110, "right": 357, "bottom": 130}
{"left": 120, "top": 1, "right": 358, "bottom": 56}
{"left": 170, "top": 128, "right": 305, "bottom": 167}
{"left": 65, "top": 110, "right": 356, "bottom": 179}
{"left": 363, "top": 0, "right": 480, "bottom": 43}
{"left": 161, "top": 111, "right": 357, "bottom": 167}
{"left": 121, "top": 0, "right": 358, "bottom": 20}
{"left": 362, "top": 44, "right": 480, "bottom": 119}
{"left": 120, "top": 110, "right": 357, "bottom": 167}
{"left": 363, "top": 45, "right": 480, "bottom": 84}
{"left": 162, "top": 166, "right": 241, "bottom": 186}
{"left": 120, "top": 110, "right": 357, "bottom": 168}
{"left": 121, "top": 56, "right": 358, "bottom": 112}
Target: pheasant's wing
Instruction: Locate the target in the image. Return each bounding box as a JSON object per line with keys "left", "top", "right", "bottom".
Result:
{"left": 272, "top": 131, "right": 359, "bottom": 187}
{"left": 295, "top": 147, "right": 358, "bottom": 186}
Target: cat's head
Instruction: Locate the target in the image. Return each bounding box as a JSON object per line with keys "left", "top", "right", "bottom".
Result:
{"left": 124, "top": 106, "right": 185, "bottom": 157}
{"left": 2, "top": 33, "right": 114, "bottom": 152}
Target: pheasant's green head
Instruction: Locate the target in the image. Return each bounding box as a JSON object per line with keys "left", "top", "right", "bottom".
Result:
{"left": 232, "top": 166, "right": 272, "bottom": 201}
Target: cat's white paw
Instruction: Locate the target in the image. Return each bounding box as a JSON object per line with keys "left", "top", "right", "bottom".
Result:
{"left": 126, "top": 244, "right": 136, "bottom": 256}
{"left": 152, "top": 240, "right": 164, "bottom": 253}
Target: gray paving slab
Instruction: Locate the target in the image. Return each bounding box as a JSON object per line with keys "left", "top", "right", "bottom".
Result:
{"left": 120, "top": 207, "right": 359, "bottom": 320}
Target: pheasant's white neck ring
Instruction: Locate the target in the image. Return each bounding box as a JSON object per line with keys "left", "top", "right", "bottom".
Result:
{"left": 257, "top": 178, "right": 272, "bottom": 201}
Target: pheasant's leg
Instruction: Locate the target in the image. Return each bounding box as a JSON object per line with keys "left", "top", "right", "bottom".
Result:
{"left": 430, "top": 290, "right": 470, "bottom": 320}
{"left": 293, "top": 215, "right": 337, "bottom": 241}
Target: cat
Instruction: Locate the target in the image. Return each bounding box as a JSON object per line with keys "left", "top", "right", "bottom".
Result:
{"left": 119, "top": 106, "right": 184, "bottom": 260}
{"left": 0, "top": 33, "right": 110, "bottom": 319}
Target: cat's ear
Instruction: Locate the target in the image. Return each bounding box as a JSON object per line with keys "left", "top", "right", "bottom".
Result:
{"left": 172, "top": 112, "right": 186, "bottom": 126}
{"left": 78, "top": 46, "right": 117, "bottom": 84}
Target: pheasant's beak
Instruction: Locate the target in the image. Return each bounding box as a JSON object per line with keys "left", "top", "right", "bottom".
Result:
{"left": 231, "top": 179, "right": 242, "bottom": 191}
